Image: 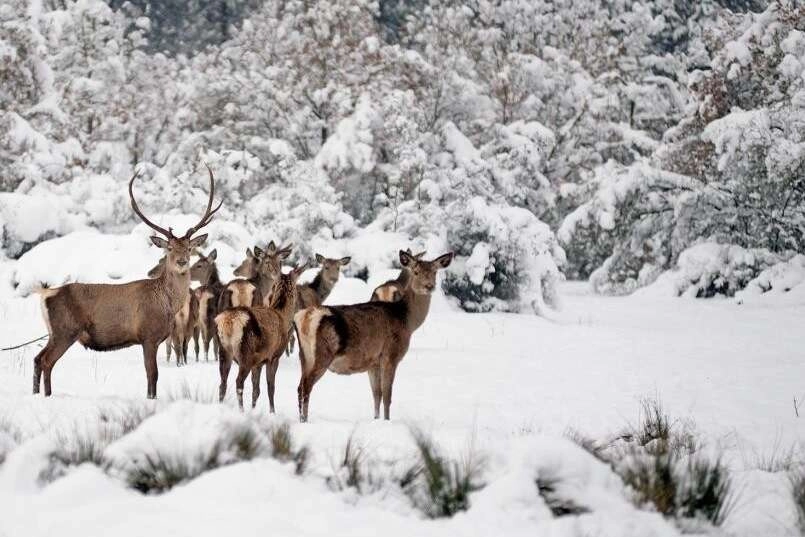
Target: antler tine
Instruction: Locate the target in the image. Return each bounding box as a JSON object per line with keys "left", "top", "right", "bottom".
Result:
{"left": 184, "top": 163, "right": 222, "bottom": 238}
{"left": 129, "top": 169, "right": 173, "bottom": 238}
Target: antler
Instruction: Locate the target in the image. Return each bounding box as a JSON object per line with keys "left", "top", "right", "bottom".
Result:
{"left": 183, "top": 163, "right": 223, "bottom": 239}
{"left": 129, "top": 169, "right": 173, "bottom": 238}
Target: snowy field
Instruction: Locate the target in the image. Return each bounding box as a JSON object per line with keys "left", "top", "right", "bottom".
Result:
{"left": 0, "top": 254, "right": 803, "bottom": 536}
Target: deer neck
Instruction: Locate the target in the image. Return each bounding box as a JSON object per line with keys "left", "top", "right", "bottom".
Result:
{"left": 160, "top": 268, "right": 191, "bottom": 312}
{"left": 310, "top": 271, "right": 336, "bottom": 302}
{"left": 400, "top": 286, "right": 432, "bottom": 332}
{"left": 206, "top": 266, "right": 223, "bottom": 291}
{"left": 253, "top": 272, "right": 275, "bottom": 298}
{"left": 268, "top": 290, "right": 297, "bottom": 328}
{"left": 396, "top": 268, "right": 412, "bottom": 289}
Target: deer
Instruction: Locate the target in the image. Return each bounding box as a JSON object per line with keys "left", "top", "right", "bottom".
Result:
{"left": 147, "top": 256, "right": 200, "bottom": 366}
{"left": 189, "top": 248, "right": 224, "bottom": 361}
{"left": 294, "top": 250, "right": 453, "bottom": 422}
{"left": 32, "top": 165, "right": 221, "bottom": 398}
{"left": 286, "top": 254, "right": 351, "bottom": 355}
{"left": 370, "top": 249, "right": 425, "bottom": 302}
{"left": 218, "top": 241, "right": 292, "bottom": 311}
{"left": 215, "top": 264, "right": 307, "bottom": 412}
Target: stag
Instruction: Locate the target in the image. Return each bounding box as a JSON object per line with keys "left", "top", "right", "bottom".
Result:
{"left": 32, "top": 165, "right": 221, "bottom": 398}
{"left": 295, "top": 250, "right": 453, "bottom": 422}
{"left": 147, "top": 255, "right": 199, "bottom": 366}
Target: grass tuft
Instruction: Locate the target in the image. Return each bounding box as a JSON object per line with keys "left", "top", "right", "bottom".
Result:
{"left": 124, "top": 425, "right": 264, "bottom": 493}
{"left": 266, "top": 422, "right": 308, "bottom": 475}
{"left": 326, "top": 432, "right": 385, "bottom": 494}
{"left": 635, "top": 397, "right": 672, "bottom": 448}
{"left": 402, "top": 427, "right": 485, "bottom": 519}
{"left": 565, "top": 427, "right": 610, "bottom": 464}
{"left": 164, "top": 381, "right": 218, "bottom": 404}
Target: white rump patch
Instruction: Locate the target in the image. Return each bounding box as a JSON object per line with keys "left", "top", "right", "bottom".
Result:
{"left": 215, "top": 310, "right": 250, "bottom": 363}
{"left": 294, "top": 307, "right": 331, "bottom": 373}
{"left": 36, "top": 287, "right": 59, "bottom": 336}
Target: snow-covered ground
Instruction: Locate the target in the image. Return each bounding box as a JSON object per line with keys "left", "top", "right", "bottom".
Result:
{"left": 0, "top": 255, "right": 803, "bottom": 536}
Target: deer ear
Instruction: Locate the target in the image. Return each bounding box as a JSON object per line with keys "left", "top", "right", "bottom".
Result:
{"left": 188, "top": 234, "right": 208, "bottom": 248}
{"left": 339, "top": 256, "right": 351, "bottom": 266}
{"left": 278, "top": 248, "right": 292, "bottom": 260}
{"left": 208, "top": 249, "right": 217, "bottom": 260}
{"left": 150, "top": 236, "right": 169, "bottom": 249}
{"left": 267, "top": 240, "right": 277, "bottom": 253}
{"left": 315, "top": 253, "right": 325, "bottom": 264}
{"left": 253, "top": 246, "right": 264, "bottom": 258}
{"left": 434, "top": 252, "right": 454, "bottom": 269}
{"left": 399, "top": 249, "right": 414, "bottom": 267}
{"left": 291, "top": 263, "right": 307, "bottom": 279}
{"left": 246, "top": 247, "right": 253, "bottom": 257}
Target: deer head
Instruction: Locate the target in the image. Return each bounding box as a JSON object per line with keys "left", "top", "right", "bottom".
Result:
{"left": 399, "top": 250, "right": 454, "bottom": 295}
{"left": 190, "top": 249, "right": 217, "bottom": 282}
{"left": 314, "top": 253, "right": 351, "bottom": 283}
{"left": 233, "top": 248, "right": 259, "bottom": 278}
{"left": 130, "top": 164, "right": 221, "bottom": 276}
{"left": 266, "top": 263, "right": 308, "bottom": 309}
{"left": 255, "top": 241, "right": 293, "bottom": 281}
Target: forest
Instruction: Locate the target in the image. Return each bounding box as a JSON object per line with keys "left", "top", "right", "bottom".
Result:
{"left": 2, "top": 0, "right": 803, "bottom": 313}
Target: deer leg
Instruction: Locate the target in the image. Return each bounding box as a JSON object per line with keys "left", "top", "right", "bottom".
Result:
{"left": 193, "top": 325, "right": 200, "bottom": 361}
{"left": 298, "top": 366, "right": 327, "bottom": 423}
{"left": 251, "top": 364, "right": 261, "bottom": 408}
{"left": 181, "top": 332, "right": 190, "bottom": 365}
{"left": 235, "top": 365, "right": 250, "bottom": 410}
{"left": 165, "top": 339, "right": 172, "bottom": 363}
{"left": 212, "top": 333, "right": 220, "bottom": 362}
{"left": 286, "top": 329, "right": 295, "bottom": 356}
{"left": 143, "top": 341, "right": 159, "bottom": 399}
{"left": 266, "top": 358, "right": 280, "bottom": 414}
{"left": 380, "top": 362, "right": 398, "bottom": 421}
{"left": 175, "top": 332, "right": 185, "bottom": 366}
{"left": 218, "top": 350, "right": 232, "bottom": 402}
{"left": 368, "top": 367, "right": 382, "bottom": 419}
{"left": 202, "top": 325, "right": 211, "bottom": 361}
{"left": 38, "top": 336, "right": 75, "bottom": 397}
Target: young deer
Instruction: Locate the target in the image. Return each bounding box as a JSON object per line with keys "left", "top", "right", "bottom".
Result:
{"left": 296, "top": 254, "right": 351, "bottom": 309}
{"left": 147, "top": 256, "right": 200, "bottom": 366}
{"left": 370, "top": 249, "right": 425, "bottom": 302}
{"left": 286, "top": 254, "right": 350, "bottom": 354}
{"left": 190, "top": 249, "right": 224, "bottom": 361}
{"left": 32, "top": 166, "right": 221, "bottom": 398}
{"left": 216, "top": 264, "right": 306, "bottom": 412}
{"left": 218, "top": 242, "right": 292, "bottom": 310}
{"left": 295, "top": 250, "right": 453, "bottom": 422}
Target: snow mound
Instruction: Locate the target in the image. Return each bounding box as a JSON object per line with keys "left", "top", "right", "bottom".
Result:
{"left": 640, "top": 242, "right": 782, "bottom": 298}
{"left": 104, "top": 401, "right": 266, "bottom": 484}
{"left": 735, "top": 254, "right": 805, "bottom": 305}
{"left": 0, "top": 192, "right": 80, "bottom": 258}
{"left": 466, "top": 437, "right": 680, "bottom": 537}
